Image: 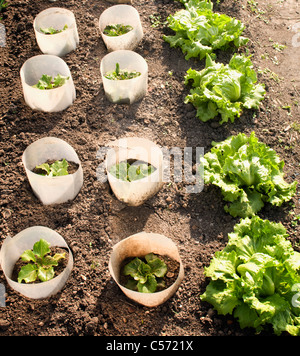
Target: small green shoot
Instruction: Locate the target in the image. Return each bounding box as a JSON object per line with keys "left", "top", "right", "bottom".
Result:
{"left": 122, "top": 253, "right": 168, "bottom": 293}
{"left": 18, "top": 239, "right": 66, "bottom": 283}
{"left": 35, "top": 159, "right": 69, "bottom": 177}
{"left": 40, "top": 24, "right": 68, "bottom": 35}
{"left": 33, "top": 74, "right": 70, "bottom": 90}
{"left": 103, "top": 24, "right": 133, "bottom": 36}
{"left": 109, "top": 161, "right": 155, "bottom": 182}
{"left": 105, "top": 63, "right": 141, "bottom": 80}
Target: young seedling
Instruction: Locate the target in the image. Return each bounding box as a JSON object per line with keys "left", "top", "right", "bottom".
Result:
{"left": 40, "top": 24, "right": 68, "bottom": 35}
{"left": 123, "top": 253, "right": 168, "bottom": 293}
{"left": 103, "top": 24, "right": 133, "bottom": 36}
{"left": 109, "top": 160, "right": 155, "bottom": 182}
{"left": 35, "top": 158, "right": 69, "bottom": 177}
{"left": 32, "top": 74, "right": 70, "bottom": 90}
{"left": 18, "top": 239, "right": 66, "bottom": 283}
{"left": 105, "top": 63, "right": 141, "bottom": 80}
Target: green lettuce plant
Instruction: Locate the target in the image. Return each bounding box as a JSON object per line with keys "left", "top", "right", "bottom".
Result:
{"left": 35, "top": 159, "right": 69, "bottom": 177}
{"left": 200, "top": 132, "right": 297, "bottom": 217}
{"left": 200, "top": 216, "right": 300, "bottom": 336}
{"left": 164, "top": 0, "right": 248, "bottom": 61}
{"left": 122, "top": 253, "right": 168, "bottom": 293}
{"left": 109, "top": 161, "right": 156, "bottom": 182}
{"left": 184, "top": 53, "right": 266, "bottom": 124}
{"left": 18, "top": 239, "right": 66, "bottom": 283}
{"left": 33, "top": 74, "right": 70, "bottom": 90}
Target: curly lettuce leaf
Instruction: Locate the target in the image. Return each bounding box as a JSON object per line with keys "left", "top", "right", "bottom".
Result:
{"left": 184, "top": 54, "right": 266, "bottom": 124}
{"left": 201, "top": 132, "right": 297, "bottom": 217}
{"left": 201, "top": 216, "right": 300, "bottom": 335}
{"left": 164, "top": 0, "right": 248, "bottom": 61}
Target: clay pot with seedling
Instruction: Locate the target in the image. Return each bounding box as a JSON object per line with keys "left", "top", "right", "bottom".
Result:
{"left": 0, "top": 226, "right": 73, "bottom": 299}
{"left": 109, "top": 232, "right": 184, "bottom": 307}
{"left": 99, "top": 5, "right": 143, "bottom": 52}
{"left": 20, "top": 55, "right": 76, "bottom": 112}
{"left": 100, "top": 50, "right": 148, "bottom": 104}
{"left": 34, "top": 7, "right": 79, "bottom": 57}
{"left": 22, "top": 137, "right": 83, "bottom": 205}
{"left": 106, "top": 137, "right": 164, "bottom": 206}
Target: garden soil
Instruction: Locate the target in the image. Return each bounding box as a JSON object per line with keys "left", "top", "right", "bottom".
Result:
{"left": 0, "top": 0, "right": 299, "bottom": 336}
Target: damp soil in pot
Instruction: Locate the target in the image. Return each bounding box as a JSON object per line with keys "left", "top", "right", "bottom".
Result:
{"left": 119, "top": 253, "right": 180, "bottom": 293}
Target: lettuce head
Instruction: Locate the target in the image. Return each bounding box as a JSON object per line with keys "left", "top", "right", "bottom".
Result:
{"left": 200, "top": 216, "right": 300, "bottom": 336}
{"left": 201, "top": 132, "right": 297, "bottom": 218}
{"left": 184, "top": 53, "right": 266, "bottom": 124}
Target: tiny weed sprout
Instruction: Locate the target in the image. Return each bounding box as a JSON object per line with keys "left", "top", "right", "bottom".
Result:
{"left": 105, "top": 63, "right": 141, "bottom": 80}
{"left": 33, "top": 74, "right": 70, "bottom": 90}
{"left": 109, "top": 160, "right": 156, "bottom": 182}
{"left": 34, "top": 158, "right": 69, "bottom": 177}
{"left": 122, "top": 253, "right": 168, "bottom": 293}
{"left": 18, "top": 239, "right": 66, "bottom": 283}
{"left": 40, "top": 24, "right": 68, "bottom": 35}
{"left": 103, "top": 24, "right": 133, "bottom": 37}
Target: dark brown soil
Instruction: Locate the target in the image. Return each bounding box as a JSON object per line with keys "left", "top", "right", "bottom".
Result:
{"left": 0, "top": 0, "right": 299, "bottom": 337}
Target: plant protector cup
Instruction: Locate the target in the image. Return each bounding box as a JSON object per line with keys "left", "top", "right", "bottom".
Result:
{"left": 34, "top": 7, "right": 79, "bottom": 57}
{"left": 100, "top": 50, "right": 148, "bottom": 104}
{"left": 20, "top": 55, "right": 76, "bottom": 112}
{"left": 99, "top": 4, "right": 143, "bottom": 52}
{"left": 22, "top": 137, "right": 83, "bottom": 205}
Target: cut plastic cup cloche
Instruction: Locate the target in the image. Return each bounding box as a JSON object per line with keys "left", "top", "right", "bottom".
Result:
{"left": 109, "top": 231, "right": 184, "bottom": 307}
{"left": 22, "top": 137, "right": 83, "bottom": 205}
{"left": 20, "top": 55, "right": 76, "bottom": 112}
{"left": 105, "top": 137, "right": 164, "bottom": 206}
{"left": 100, "top": 50, "right": 148, "bottom": 104}
{"left": 34, "top": 7, "right": 79, "bottom": 57}
{"left": 0, "top": 226, "right": 74, "bottom": 299}
{"left": 99, "top": 4, "right": 143, "bottom": 52}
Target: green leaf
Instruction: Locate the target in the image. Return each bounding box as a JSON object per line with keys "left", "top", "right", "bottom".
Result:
{"left": 20, "top": 250, "right": 36, "bottom": 263}
{"left": 137, "top": 274, "right": 157, "bottom": 293}
{"left": 33, "top": 239, "right": 51, "bottom": 259}
{"left": 18, "top": 264, "right": 38, "bottom": 283}
{"left": 38, "top": 266, "right": 55, "bottom": 282}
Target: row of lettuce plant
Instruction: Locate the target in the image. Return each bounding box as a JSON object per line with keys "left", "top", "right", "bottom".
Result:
{"left": 164, "top": 0, "right": 299, "bottom": 335}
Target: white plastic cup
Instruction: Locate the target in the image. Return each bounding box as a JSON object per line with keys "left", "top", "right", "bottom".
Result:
{"left": 99, "top": 5, "right": 143, "bottom": 52}
{"left": 106, "top": 137, "right": 164, "bottom": 206}
{"left": 34, "top": 7, "right": 79, "bottom": 57}
{"left": 20, "top": 55, "right": 76, "bottom": 112}
{"left": 22, "top": 137, "right": 84, "bottom": 205}
{"left": 109, "top": 232, "right": 185, "bottom": 307}
{"left": 0, "top": 226, "right": 74, "bottom": 299}
{"left": 100, "top": 50, "right": 148, "bottom": 104}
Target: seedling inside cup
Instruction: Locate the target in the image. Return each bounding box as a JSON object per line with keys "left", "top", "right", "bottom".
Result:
{"left": 110, "top": 160, "right": 156, "bottom": 182}
{"left": 122, "top": 253, "right": 168, "bottom": 293}
{"left": 33, "top": 158, "right": 78, "bottom": 177}
{"left": 103, "top": 24, "right": 133, "bottom": 36}
{"left": 40, "top": 24, "right": 68, "bottom": 35}
{"left": 105, "top": 63, "right": 141, "bottom": 80}
{"left": 17, "top": 239, "right": 66, "bottom": 284}
{"left": 32, "top": 74, "right": 70, "bottom": 90}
